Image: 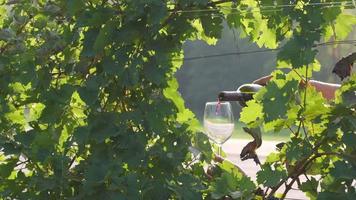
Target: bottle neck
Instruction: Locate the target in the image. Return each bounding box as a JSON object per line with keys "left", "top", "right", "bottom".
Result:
{"left": 218, "top": 91, "right": 253, "bottom": 102}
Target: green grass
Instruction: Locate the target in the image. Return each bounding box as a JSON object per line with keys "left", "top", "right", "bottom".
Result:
{"left": 231, "top": 122, "right": 291, "bottom": 141}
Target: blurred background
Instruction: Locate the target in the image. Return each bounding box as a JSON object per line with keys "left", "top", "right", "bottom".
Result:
{"left": 176, "top": 23, "right": 356, "bottom": 121}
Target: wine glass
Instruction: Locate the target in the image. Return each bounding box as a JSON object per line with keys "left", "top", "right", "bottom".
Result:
{"left": 204, "top": 101, "right": 234, "bottom": 156}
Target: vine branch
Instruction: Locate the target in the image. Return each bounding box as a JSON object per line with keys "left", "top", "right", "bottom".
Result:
{"left": 266, "top": 137, "right": 328, "bottom": 199}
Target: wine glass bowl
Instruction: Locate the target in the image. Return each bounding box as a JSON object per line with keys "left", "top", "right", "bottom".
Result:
{"left": 204, "top": 101, "right": 234, "bottom": 155}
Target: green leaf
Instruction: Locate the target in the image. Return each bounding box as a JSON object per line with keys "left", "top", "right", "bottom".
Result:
{"left": 226, "top": 12, "right": 241, "bottom": 29}
{"left": 300, "top": 177, "right": 318, "bottom": 200}
{"left": 93, "top": 22, "right": 114, "bottom": 53}
{"left": 101, "top": 56, "right": 124, "bottom": 75}
{"left": 240, "top": 100, "right": 263, "bottom": 126}
{"left": 329, "top": 14, "right": 356, "bottom": 40}
{"left": 89, "top": 113, "right": 120, "bottom": 143}
{"left": 285, "top": 138, "right": 312, "bottom": 163}
{"left": 14, "top": 130, "right": 36, "bottom": 147}
{"left": 143, "top": 63, "right": 165, "bottom": 85}
{"left": 84, "top": 161, "right": 109, "bottom": 184}
{"left": 200, "top": 15, "right": 223, "bottom": 39}
{"left": 257, "top": 164, "right": 287, "bottom": 187}
{"left": 66, "top": 0, "right": 85, "bottom": 15}
{"left": 163, "top": 78, "right": 200, "bottom": 130}
{"left": 81, "top": 28, "right": 100, "bottom": 57}
{"left": 146, "top": 2, "right": 168, "bottom": 25}
{"left": 0, "top": 159, "right": 17, "bottom": 178}
{"left": 303, "top": 86, "right": 330, "bottom": 121}
{"left": 122, "top": 66, "right": 139, "bottom": 87}
{"left": 265, "top": 152, "right": 281, "bottom": 164}
{"left": 5, "top": 108, "right": 26, "bottom": 126}
{"left": 262, "top": 79, "right": 299, "bottom": 122}
{"left": 190, "top": 19, "right": 218, "bottom": 45}
{"left": 78, "top": 77, "right": 100, "bottom": 106}
{"left": 209, "top": 172, "right": 236, "bottom": 199}
{"left": 237, "top": 175, "right": 256, "bottom": 195}
{"left": 193, "top": 132, "right": 212, "bottom": 161}
{"left": 256, "top": 22, "right": 277, "bottom": 49}
{"left": 342, "top": 132, "right": 356, "bottom": 150}
{"left": 322, "top": 7, "right": 341, "bottom": 22}
{"left": 335, "top": 74, "right": 356, "bottom": 105}
{"left": 43, "top": 3, "right": 61, "bottom": 14}
{"left": 330, "top": 161, "right": 356, "bottom": 180}
{"left": 317, "top": 191, "right": 355, "bottom": 200}
{"left": 73, "top": 126, "right": 90, "bottom": 146}
{"left": 31, "top": 132, "right": 55, "bottom": 162}
{"left": 1, "top": 142, "right": 21, "bottom": 155}
{"left": 33, "top": 14, "right": 48, "bottom": 29}
{"left": 277, "top": 38, "right": 318, "bottom": 68}
{"left": 0, "top": 28, "right": 15, "bottom": 41}
{"left": 169, "top": 173, "right": 204, "bottom": 200}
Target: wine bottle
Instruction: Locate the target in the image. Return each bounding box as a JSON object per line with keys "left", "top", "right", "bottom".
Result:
{"left": 218, "top": 83, "right": 262, "bottom": 107}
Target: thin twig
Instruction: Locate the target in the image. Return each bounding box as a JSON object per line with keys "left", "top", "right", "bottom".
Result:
{"left": 264, "top": 187, "right": 270, "bottom": 196}
{"left": 292, "top": 69, "right": 305, "bottom": 81}
{"left": 303, "top": 65, "right": 308, "bottom": 109}
{"left": 267, "top": 138, "right": 327, "bottom": 198}
{"left": 267, "top": 176, "right": 290, "bottom": 198}
{"left": 296, "top": 121, "right": 302, "bottom": 137}
{"left": 68, "top": 155, "right": 77, "bottom": 170}
{"left": 281, "top": 154, "right": 319, "bottom": 199}
{"left": 281, "top": 177, "right": 298, "bottom": 199}
{"left": 15, "top": 159, "right": 29, "bottom": 167}
{"left": 286, "top": 125, "right": 296, "bottom": 135}
{"left": 304, "top": 173, "right": 311, "bottom": 182}
{"left": 301, "top": 120, "right": 310, "bottom": 142}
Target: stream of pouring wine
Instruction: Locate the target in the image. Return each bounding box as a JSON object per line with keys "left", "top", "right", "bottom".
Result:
{"left": 215, "top": 99, "right": 221, "bottom": 115}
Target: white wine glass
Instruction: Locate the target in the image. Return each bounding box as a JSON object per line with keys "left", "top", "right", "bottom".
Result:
{"left": 203, "top": 101, "right": 234, "bottom": 156}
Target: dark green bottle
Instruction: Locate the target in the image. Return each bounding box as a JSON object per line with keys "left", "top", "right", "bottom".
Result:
{"left": 218, "top": 83, "right": 262, "bottom": 107}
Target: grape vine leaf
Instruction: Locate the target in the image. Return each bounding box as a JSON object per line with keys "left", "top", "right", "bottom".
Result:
{"left": 257, "top": 164, "right": 287, "bottom": 187}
